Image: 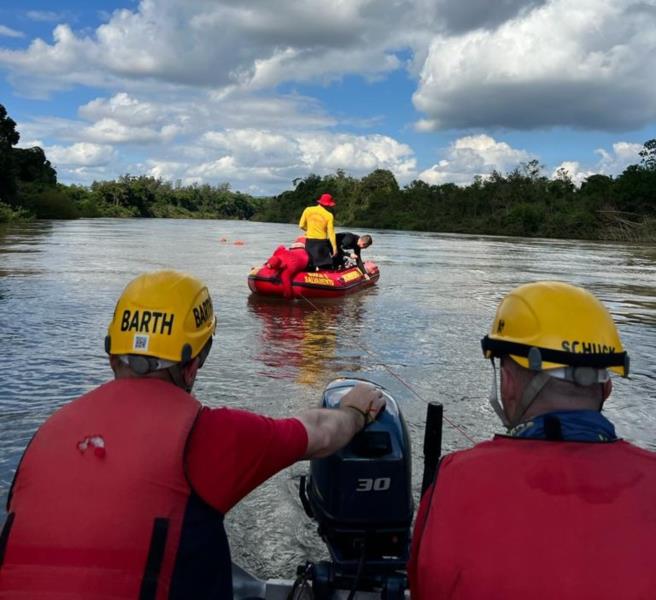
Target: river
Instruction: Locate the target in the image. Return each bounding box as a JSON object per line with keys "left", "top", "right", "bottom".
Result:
{"left": 1, "top": 218, "right": 655, "bottom": 579}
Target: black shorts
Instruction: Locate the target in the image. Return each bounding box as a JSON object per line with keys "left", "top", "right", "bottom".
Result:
{"left": 305, "top": 239, "right": 333, "bottom": 270}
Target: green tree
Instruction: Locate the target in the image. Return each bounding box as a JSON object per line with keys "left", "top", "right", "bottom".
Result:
{"left": 0, "top": 103, "right": 20, "bottom": 205}
{"left": 0, "top": 104, "right": 19, "bottom": 147}
{"left": 352, "top": 169, "right": 400, "bottom": 226}
{"left": 615, "top": 164, "right": 656, "bottom": 216}
{"left": 639, "top": 139, "right": 656, "bottom": 171}
{"left": 13, "top": 147, "right": 57, "bottom": 185}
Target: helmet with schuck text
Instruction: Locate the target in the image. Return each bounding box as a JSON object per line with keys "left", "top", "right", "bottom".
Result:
{"left": 481, "top": 281, "right": 629, "bottom": 378}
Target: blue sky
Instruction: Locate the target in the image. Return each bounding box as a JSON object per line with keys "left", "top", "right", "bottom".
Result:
{"left": 1, "top": 0, "right": 655, "bottom": 195}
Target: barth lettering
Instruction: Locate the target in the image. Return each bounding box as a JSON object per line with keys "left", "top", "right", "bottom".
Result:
{"left": 161, "top": 312, "right": 174, "bottom": 335}
{"left": 193, "top": 298, "right": 213, "bottom": 328}
{"left": 140, "top": 311, "right": 151, "bottom": 332}
{"left": 120, "top": 309, "right": 175, "bottom": 335}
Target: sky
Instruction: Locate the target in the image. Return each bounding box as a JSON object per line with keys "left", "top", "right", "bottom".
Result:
{"left": 1, "top": 0, "right": 655, "bottom": 196}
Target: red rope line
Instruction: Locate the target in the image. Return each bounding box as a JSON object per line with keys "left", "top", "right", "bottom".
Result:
{"left": 297, "top": 292, "right": 478, "bottom": 446}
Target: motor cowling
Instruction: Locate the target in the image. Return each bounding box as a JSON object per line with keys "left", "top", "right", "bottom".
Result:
{"left": 301, "top": 378, "right": 413, "bottom": 579}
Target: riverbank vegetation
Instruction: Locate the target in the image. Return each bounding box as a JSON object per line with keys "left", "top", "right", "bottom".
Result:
{"left": 258, "top": 159, "right": 656, "bottom": 242}
{"left": 2, "top": 104, "right": 654, "bottom": 241}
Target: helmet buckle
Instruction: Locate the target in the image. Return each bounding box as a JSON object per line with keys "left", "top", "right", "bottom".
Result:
{"left": 129, "top": 355, "right": 151, "bottom": 375}
{"left": 572, "top": 367, "right": 601, "bottom": 387}
{"left": 527, "top": 347, "right": 543, "bottom": 371}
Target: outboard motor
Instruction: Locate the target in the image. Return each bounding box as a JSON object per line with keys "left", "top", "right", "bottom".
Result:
{"left": 299, "top": 378, "right": 413, "bottom": 599}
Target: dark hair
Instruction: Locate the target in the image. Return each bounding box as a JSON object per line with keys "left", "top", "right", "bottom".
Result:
{"left": 360, "top": 235, "right": 372, "bottom": 247}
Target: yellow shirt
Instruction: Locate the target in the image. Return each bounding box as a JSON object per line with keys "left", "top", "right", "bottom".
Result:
{"left": 299, "top": 205, "right": 336, "bottom": 253}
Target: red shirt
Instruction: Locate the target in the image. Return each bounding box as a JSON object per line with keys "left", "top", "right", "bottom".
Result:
{"left": 186, "top": 407, "right": 308, "bottom": 513}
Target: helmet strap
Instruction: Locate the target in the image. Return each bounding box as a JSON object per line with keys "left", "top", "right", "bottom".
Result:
{"left": 488, "top": 360, "right": 512, "bottom": 429}
{"left": 197, "top": 338, "right": 213, "bottom": 369}
{"left": 166, "top": 363, "right": 192, "bottom": 393}
{"left": 167, "top": 340, "right": 211, "bottom": 393}
{"left": 511, "top": 371, "right": 551, "bottom": 427}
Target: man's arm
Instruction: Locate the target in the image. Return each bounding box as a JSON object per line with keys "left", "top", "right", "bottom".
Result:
{"left": 340, "top": 234, "right": 367, "bottom": 275}
{"left": 327, "top": 213, "right": 337, "bottom": 255}
{"left": 297, "top": 383, "right": 385, "bottom": 458}
{"left": 353, "top": 246, "right": 366, "bottom": 274}
{"left": 299, "top": 208, "right": 308, "bottom": 231}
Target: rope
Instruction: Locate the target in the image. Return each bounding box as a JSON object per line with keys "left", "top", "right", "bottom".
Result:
{"left": 297, "top": 291, "right": 478, "bottom": 446}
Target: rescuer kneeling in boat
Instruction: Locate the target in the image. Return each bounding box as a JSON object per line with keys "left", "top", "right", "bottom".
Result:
{"left": 0, "top": 270, "right": 384, "bottom": 599}
{"left": 333, "top": 232, "right": 373, "bottom": 277}
{"left": 264, "top": 240, "right": 310, "bottom": 298}
{"left": 299, "top": 193, "right": 337, "bottom": 270}
{"left": 409, "top": 281, "right": 656, "bottom": 600}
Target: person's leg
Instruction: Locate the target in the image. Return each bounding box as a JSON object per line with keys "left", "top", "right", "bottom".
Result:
{"left": 280, "top": 268, "right": 294, "bottom": 299}
{"left": 305, "top": 239, "right": 332, "bottom": 270}
{"left": 315, "top": 240, "right": 334, "bottom": 269}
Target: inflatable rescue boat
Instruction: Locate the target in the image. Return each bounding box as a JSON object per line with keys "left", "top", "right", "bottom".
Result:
{"left": 248, "top": 261, "right": 379, "bottom": 299}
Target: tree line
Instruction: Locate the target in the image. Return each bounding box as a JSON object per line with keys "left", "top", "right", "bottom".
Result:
{"left": 2, "top": 103, "right": 655, "bottom": 241}
{"left": 0, "top": 104, "right": 259, "bottom": 222}
{"left": 258, "top": 156, "right": 656, "bottom": 241}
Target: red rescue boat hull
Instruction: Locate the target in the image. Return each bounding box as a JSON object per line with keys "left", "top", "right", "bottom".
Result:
{"left": 248, "top": 262, "right": 379, "bottom": 299}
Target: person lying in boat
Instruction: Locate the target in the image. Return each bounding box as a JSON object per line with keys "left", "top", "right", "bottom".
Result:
{"left": 264, "top": 240, "right": 310, "bottom": 299}
{"left": 333, "top": 232, "right": 373, "bottom": 276}
{"left": 409, "top": 281, "right": 656, "bottom": 600}
{"left": 298, "top": 192, "right": 337, "bottom": 270}
{"left": 0, "top": 269, "right": 385, "bottom": 599}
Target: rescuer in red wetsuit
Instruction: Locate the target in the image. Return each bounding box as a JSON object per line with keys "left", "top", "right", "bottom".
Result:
{"left": 409, "top": 281, "right": 656, "bottom": 600}
{"left": 264, "top": 241, "right": 310, "bottom": 299}
{"left": 0, "top": 270, "right": 384, "bottom": 600}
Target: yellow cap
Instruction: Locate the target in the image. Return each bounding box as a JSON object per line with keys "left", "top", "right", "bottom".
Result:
{"left": 105, "top": 270, "right": 216, "bottom": 363}
{"left": 481, "top": 281, "right": 628, "bottom": 376}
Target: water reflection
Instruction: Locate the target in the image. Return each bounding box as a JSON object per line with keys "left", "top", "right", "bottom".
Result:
{"left": 247, "top": 294, "right": 367, "bottom": 387}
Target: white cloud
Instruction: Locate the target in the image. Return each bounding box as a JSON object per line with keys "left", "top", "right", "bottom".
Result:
{"left": 414, "top": 0, "right": 656, "bottom": 130}
{"left": 202, "top": 130, "right": 300, "bottom": 168}
{"left": 161, "top": 130, "right": 416, "bottom": 193}
{"left": 303, "top": 134, "right": 417, "bottom": 178}
{"left": 0, "top": 1, "right": 420, "bottom": 97}
{"left": 550, "top": 161, "right": 596, "bottom": 187}
{"left": 46, "top": 142, "right": 116, "bottom": 167}
{"left": 0, "top": 25, "right": 24, "bottom": 38}
{"left": 419, "top": 135, "right": 532, "bottom": 185}
{"left": 595, "top": 141, "right": 643, "bottom": 173}
{"left": 553, "top": 141, "right": 643, "bottom": 185}
{"left": 26, "top": 11, "right": 67, "bottom": 23}
{"left": 4, "top": 1, "right": 655, "bottom": 193}
{"left": 79, "top": 93, "right": 162, "bottom": 127}
{"left": 2, "top": 0, "right": 654, "bottom": 133}
{"left": 204, "top": 93, "right": 335, "bottom": 131}
{"left": 82, "top": 118, "right": 165, "bottom": 144}
{"left": 23, "top": 92, "right": 416, "bottom": 192}
{"left": 432, "top": 0, "right": 546, "bottom": 33}
{"left": 0, "top": 25, "right": 105, "bottom": 98}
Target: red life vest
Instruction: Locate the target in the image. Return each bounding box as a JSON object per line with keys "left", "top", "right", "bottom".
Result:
{"left": 411, "top": 436, "right": 656, "bottom": 600}
{"left": 0, "top": 378, "right": 231, "bottom": 599}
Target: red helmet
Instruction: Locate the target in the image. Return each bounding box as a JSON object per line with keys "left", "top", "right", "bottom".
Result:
{"left": 317, "top": 193, "right": 335, "bottom": 207}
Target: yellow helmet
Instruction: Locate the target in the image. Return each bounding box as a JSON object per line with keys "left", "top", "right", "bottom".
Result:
{"left": 481, "top": 281, "right": 629, "bottom": 377}
{"left": 105, "top": 270, "right": 216, "bottom": 364}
